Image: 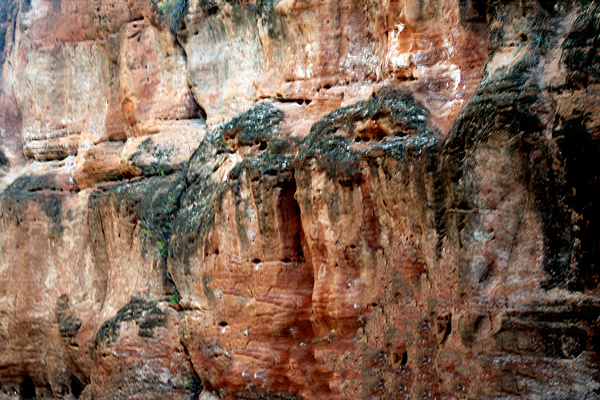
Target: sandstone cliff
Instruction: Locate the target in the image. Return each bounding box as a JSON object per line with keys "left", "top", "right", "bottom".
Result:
{"left": 0, "top": 0, "right": 599, "bottom": 399}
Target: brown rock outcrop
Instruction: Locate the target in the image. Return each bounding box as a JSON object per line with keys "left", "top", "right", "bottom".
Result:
{"left": 1, "top": 0, "right": 600, "bottom": 399}
{"left": 180, "top": 0, "right": 487, "bottom": 130}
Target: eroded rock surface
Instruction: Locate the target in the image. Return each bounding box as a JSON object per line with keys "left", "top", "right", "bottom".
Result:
{"left": 1, "top": 0, "right": 600, "bottom": 399}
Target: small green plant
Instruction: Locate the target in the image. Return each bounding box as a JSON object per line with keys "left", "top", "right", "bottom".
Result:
{"left": 183, "top": 374, "right": 203, "bottom": 393}
{"left": 169, "top": 285, "right": 181, "bottom": 304}
{"left": 158, "top": 240, "right": 169, "bottom": 259}
{"left": 154, "top": 0, "right": 187, "bottom": 32}
{"left": 157, "top": 0, "right": 179, "bottom": 13}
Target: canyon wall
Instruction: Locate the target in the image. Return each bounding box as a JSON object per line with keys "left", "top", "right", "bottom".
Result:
{"left": 0, "top": 0, "right": 599, "bottom": 399}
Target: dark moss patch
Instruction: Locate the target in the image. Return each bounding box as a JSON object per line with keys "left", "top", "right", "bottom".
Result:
{"left": 309, "top": 86, "right": 433, "bottom": 141}
{"left": 93, "top": 173, "right": 186, "bottom": 250}
{"left": 297, "top": 87, "right": 436, "bottom": 185}
{"left": 171, "top": 130, "right": 225, "bottom": 275}
{"left": 171, "top": 104, "right": 285, "bottom": 278}
{"left": 59, "top": 315, "right": 82, "bottom": 339}
{"left": 127, "top": 137, "right": 183, "bottom": 177}
{"left": 55, "top": 294, "right": 81, "bottom": 339}
{"left": 95, "top": 298, "right": 166, "bottom": 346}
{"left": 229, "top": 147, "right": 294, "bottom": 183}
{"left": 297, "top": 135, "right": 361, "bottom": 186}
{"left": 221, "top": 103, "right": 283, "bottom": 147}
{"left": 0, "top": 175, "right": 66, "bottom": 233}
{"left": 40, "top": 194, "right": 63, "bottom": 231}
{"left": 560, "top": 4, "right": 600, "bottom": 90}
{"left": 3, "top": 174, "right": 64, "bottom": 193}
{"left": 86, "top": 174, "right": 185, "bottom": 301}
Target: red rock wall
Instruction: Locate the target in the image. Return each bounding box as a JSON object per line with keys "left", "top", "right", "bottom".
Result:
{"left": 0, "top": 0, "right": 599, "bottom": 399}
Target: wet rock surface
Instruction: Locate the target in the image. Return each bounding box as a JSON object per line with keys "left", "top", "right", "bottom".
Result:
{"left": 1, "top": 0, "right": 600, "bottom": 399}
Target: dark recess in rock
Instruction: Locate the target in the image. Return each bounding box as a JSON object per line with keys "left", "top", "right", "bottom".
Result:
{"left": 20, "top": 376, "right": 36, "bottom": 400}
{"left": 0, "top": 149, "right": 8, "bottom": 170}
{"left": 71, "top": 375, "right": 85, "bottom": 398}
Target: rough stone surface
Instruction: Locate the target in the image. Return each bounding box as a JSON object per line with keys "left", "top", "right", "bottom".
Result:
{"left": 1, "top": 0, "right": 600, "bottom": 399}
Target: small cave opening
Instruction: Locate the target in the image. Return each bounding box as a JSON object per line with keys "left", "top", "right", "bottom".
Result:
{"left": 434, "top": 313, "right": 452, "bottom": 345}
{"left": 393, "top": 351, "right": 408, "bottom": 366}
{"left": 71, "top": 375, "right": 85, "bottom": 399}
{"left": 20, "top": 376, "right": 36, "bottom": 400}
{"left": 275, "top": 179, "right": 305, "bottom": 263}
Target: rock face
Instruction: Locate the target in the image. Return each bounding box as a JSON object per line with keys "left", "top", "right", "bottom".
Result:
{"left": 1, "top": 0, "right": 600, "bottom": 399}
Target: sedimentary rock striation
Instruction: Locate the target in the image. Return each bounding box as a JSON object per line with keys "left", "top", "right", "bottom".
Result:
{"left": 1, "top": 0, "right": 599, "bottom": 399}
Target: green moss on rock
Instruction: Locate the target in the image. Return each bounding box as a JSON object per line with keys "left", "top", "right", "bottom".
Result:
{"left": 297, "top": 87, "right": 437, "bottom": 185}
{"left": 221, "top": 103, "right": 283, "bottom": 147}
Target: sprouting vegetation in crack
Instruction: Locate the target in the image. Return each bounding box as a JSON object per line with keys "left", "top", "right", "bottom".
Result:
{"left": 183, "top": 374, "right": 204, "bottom": 395}
{"left": 169, "top": 283, "right": 181, "bottom": 304}
{"left": 152, "top": 0, "right": 188, "bottom": 32}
